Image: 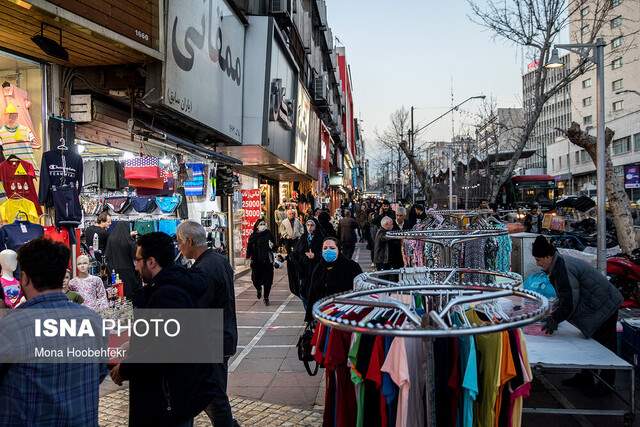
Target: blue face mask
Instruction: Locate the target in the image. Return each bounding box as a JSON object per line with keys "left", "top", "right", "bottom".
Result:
{"left": 322, "top": 248, "right": 338, "bottom": 263}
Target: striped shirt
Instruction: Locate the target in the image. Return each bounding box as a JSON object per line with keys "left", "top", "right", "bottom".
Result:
{"left": 0, "top": 124, "right": 37, "bottom": 169}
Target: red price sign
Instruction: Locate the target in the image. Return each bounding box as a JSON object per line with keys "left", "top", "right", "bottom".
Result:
{"left": 240, "top": 189, "right": 262, "bottom": 257}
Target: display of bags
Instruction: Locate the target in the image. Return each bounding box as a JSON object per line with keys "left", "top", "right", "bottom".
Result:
{"left": 123, "top": 156, "right": 160, "bottom": 180}
{"left": 155, "top": 195, "right": 182, "bottom": 214}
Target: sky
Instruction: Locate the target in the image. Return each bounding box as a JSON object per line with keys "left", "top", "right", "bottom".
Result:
{"left": 325, "top": 0, "right": 537, "bottom": 165}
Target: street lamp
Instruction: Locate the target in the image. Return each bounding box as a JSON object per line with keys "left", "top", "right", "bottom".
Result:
{"left": 545, "top": 38, "right": 607, "bottom": 273}
{"left": 410, "top": 95, "right": 486, "bottom": 208}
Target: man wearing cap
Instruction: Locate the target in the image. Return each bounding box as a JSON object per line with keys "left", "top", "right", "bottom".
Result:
{"left": 532, "top": 235, "right": 623, "bottom": 395}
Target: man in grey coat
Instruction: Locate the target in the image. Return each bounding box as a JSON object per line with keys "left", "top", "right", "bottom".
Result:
{"left": 533, "top": 235, "right": 622, "bottom": 395}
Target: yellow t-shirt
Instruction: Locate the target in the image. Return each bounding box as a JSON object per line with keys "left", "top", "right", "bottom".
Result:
{"left": 469, "top": 310, "right": 503, "bottom": 427}
{"left": 0, "top": 197, "right": 38, "bottom": 223}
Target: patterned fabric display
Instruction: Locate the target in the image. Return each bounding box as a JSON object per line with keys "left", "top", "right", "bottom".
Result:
{"left": 184, "top": 163, "right": 205, "bottom": 196}
{"left": 123, "top": 156, "right": 160, "bottom": 180}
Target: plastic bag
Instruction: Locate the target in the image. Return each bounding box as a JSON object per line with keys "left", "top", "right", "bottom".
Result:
{"left": 523, "top": 271, "right": 557, "bottom": 299}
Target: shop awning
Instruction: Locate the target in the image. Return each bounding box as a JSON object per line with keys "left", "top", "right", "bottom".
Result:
{"left": 217, "top": 145, "right": 313, "bottom": 181}
{"left": 0, "top": 0, "right": 161, "bottom": 66}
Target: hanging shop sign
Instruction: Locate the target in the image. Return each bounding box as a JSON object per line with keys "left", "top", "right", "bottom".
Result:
{"left": 269, "top": 79, "right": 294, "bottom": 129}
{"left": 164, "top": 0, "right": 245, "bottom": 143}
{"left": 625, "top": 164, "right": 640, "bottom": 189}
{"left": 294, "top": 83, "right": 311, "bottom": 173}
{"left": 240, "top": 189, "right": 262, "bottom": 257}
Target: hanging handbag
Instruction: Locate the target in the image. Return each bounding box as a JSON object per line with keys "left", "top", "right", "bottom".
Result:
{"left": 155, "top": 195, "right": 182, "bottom": 214}
{"left": 131, "top": 196, "right": 157, "bottom": 213}
{"left": 296, "top": 323, "right": 320, "bottom": 376}
{"left": 123, "top": 156, "right": 161, "bottom": 179}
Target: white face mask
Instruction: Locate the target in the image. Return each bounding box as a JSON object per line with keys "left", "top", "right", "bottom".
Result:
{"left": 257, "top": 225, "right": 267, "bottom": 232}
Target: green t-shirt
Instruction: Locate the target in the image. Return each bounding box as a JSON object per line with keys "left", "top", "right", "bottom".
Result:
{"left": 348, "top": 332, "right": 365, "bottom": 427}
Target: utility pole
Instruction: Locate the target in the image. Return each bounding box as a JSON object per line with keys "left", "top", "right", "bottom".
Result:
{"left": 410, "top": 106, "right": 415, "bottom": 204}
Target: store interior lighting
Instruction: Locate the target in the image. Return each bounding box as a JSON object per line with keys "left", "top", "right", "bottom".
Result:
{"left": 31, "top": 23, "right": 69, "bottom": 61}
{"left": 121, "top": 151, "right": 135, "bottom": 160}
{"left": 159, "top": 154, "right": 170, "bottom": 166}
{"left": 76, "top": 143, "right": 85, "bottom": 154}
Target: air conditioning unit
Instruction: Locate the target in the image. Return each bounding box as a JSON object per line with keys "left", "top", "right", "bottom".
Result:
{"left": 272, "top": 0, "right": 293, "bottom": 18}
{"left": 313, "top": 76, "right": 328, "bottom": 105}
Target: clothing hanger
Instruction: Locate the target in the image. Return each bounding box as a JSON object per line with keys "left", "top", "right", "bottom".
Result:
{"left": 14, "top": 210, "right": 29, "bottom": 221}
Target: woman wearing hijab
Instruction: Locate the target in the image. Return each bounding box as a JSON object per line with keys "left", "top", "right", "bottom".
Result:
{"left": 317, "top": 211, "right": 336, "bottom": 238}
{"left": 246, "top": 219, "right": 276, "bottom": 306}
{"left": 104, "top": 222, "right": 140, "bottom": 301}
{"left": 304, "top": 237, "right": 362, "bottom": 322}
{"left": 293, "top": 217, "right": 324, "bottom": 308}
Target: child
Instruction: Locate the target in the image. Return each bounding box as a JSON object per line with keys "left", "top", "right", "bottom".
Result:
{"left": 63, "top": 269, "right": 84, "bottom": 304}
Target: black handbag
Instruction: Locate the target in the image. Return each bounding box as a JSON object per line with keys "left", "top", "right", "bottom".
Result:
{"left": 296, "top": 323, "right": 320, "bottom": 376}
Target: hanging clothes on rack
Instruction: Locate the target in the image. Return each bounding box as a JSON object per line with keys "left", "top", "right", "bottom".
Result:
{"left": 0, "top": 157, "right": 41, "bottom": 214}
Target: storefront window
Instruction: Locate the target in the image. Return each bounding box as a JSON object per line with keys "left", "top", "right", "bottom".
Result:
{"left": 0, "top": 51, "right": 44, "bottom": 172}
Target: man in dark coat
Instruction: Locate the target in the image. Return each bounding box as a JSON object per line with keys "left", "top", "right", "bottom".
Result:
{"left": 177, "top": 221, "right": 238, "bottom": 427}
{"left": 533, "top": 235, "right": 623, "bottom": 395}
{"left": 338, "top": 210, "right": 360, "bottom": 259}
{"left": 372, "top": 199, "right": 396, "bottom": 227}
{"left": 110, "top": 232, "right": 216, "bottom": 426}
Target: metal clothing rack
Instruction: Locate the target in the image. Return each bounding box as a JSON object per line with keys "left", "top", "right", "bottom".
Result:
{"left": 312, "top": 211, "right": 541, "bottom": 426}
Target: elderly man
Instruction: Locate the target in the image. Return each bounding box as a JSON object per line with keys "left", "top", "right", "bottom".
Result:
{"left": 374, "top": 216, "right": 403, "bottom": 270}
{"left": 395, "top": 207, "right": 411, "bottom": 231}
{"left": 176, "top": 221, "right": 238, "bottom": 427}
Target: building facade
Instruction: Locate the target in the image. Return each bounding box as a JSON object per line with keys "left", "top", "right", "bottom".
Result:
{"left": 522, "top": 54, "right": 572, "bottom": 175}
{"left": 548, "top": 0, "right": 640, "bottom": 198}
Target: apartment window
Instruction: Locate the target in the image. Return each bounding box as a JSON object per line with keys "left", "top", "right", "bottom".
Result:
{"left": 613, "top": 100, "right": 624, "bottom": 111}
{"left": 612, "top": 79, "right": 623, "bottom": 91}
{"left": 552, "top": 158, "right": 555, "bottom": 171}
{"left": 612, "top": 35, "right": 623, "bottom": 49}
{"left": 582, "top": 78, "right": 592, "bottom": 88}
{"left": 612, "top": 57, "right": 623, "bottom": 69}
{"left": 611, "top": 16, "right": 622, "bottom": 29}
{"left": 582, "top": 96, "right": 592, "bottom": 107}
{"left": 581, "top": 24, "right": 590, "bottom": 35}
{"left": 575, "top": 151, "right": 580, "bottom": 164}
{"left": 613, "top": 136, "right": 631, "bottom": 155}
{"left": 612, "top": 0, "right": 622, "bottom": 6}
{"left": 634, "top": 133, "right": 640, "bottom": 151}
{"left": 581, "top": 6, "right": 589, "bottom": 17}
{"left": 583, "top": 115, "right": 593, "bottom": 126}
{"left": 581, "top": 150, "right": 589, "bottom": 163}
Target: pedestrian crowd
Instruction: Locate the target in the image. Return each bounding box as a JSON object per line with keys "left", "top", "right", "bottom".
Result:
{"left": 0, "top": 222, "right": 239, "bottom": 427}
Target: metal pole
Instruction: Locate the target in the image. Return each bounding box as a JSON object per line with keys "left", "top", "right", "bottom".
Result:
{"left": 411, "top": 106, "right": 415, "bottom": 204}
{"left": 448, "top": 147, "right": 453, "bottom": 208}
{"left": 595, "top": 38, "right": 606, "bottom": 274}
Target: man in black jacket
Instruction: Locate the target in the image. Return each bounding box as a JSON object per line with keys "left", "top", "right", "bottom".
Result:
{"left": 177, "top": 221, "right": 238, "bottom": 427}
{"left": 110, "top": 232, "right": 216, "bottom": 426}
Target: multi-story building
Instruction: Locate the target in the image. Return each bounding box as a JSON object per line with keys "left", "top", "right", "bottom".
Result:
{"left": 522, "top": 54, "right": 572, "bottom": 174}
{"left": 548, "top": 0, "right": 640, "bottom": 197}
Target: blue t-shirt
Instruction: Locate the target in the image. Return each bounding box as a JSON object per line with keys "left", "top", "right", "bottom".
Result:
{"left": 0, "top": 220, "right": 44, "bottom": 252}
{"left": 456, "top": 314, "right": 478, "bottom": 427}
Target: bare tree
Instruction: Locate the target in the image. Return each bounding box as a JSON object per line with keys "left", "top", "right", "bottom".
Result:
{"left": 375, "top": 107, "right": 429, "bottom": 201}
{"left": 559, "top": 122, "right": 638, "bottom": 254}
{"left": 468, "top": 0, "right": 613, "bottom": 202}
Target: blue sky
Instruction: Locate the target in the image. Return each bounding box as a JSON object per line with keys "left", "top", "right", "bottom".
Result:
{"left": 326, "top": 0, "right": 539, "bottom": 160}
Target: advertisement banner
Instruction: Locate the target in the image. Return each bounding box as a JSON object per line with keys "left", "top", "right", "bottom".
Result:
{"left": 294, "top": 83, "right": 311, "bottom": 173}
{"left": 164, "top": 0, "right": 245, "bottom": 142}
{"left": 240, "top": 189, "right": 262, "bottom": 257}
{"left": 625, "top": 164, "right": 640, "bottom": 189}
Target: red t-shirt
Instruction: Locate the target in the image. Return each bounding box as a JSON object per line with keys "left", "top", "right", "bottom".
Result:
{"left": 0, "top": 158, "right": 41, "bottom": 214}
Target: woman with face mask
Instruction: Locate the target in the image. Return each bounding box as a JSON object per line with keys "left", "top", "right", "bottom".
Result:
{"left": 246, "top": 219, "right": 276, "bottom": 305}
{"left": 304, "top": 237, "right": 362, "bottom": 322}
{"left": 293, "top": 218, "right": 325, "bottom": 308}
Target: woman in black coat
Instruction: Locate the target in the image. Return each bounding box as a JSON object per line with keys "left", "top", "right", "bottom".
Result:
{"left": 246, "top": 218, "right": 276, "bottom": 305}
{"left": 104, "top": 221, "right": 140, "bottom": 301}
{"left": 293, "top": 217, "right": 324, "bottom": 308}
{"left": 305, "top": 237, "right": 363, "bottom": 322}
{"left": 317, "top": 211, "right": 336, "bottom": 238}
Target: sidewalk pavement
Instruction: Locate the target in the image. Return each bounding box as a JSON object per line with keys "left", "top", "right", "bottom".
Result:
{"left": 98, "top": 243, "right": 373, "bottom": 425}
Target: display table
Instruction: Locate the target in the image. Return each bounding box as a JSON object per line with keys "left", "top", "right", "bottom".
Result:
{"left": 524, "top": 322, "right": 635, "bottom": 425}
